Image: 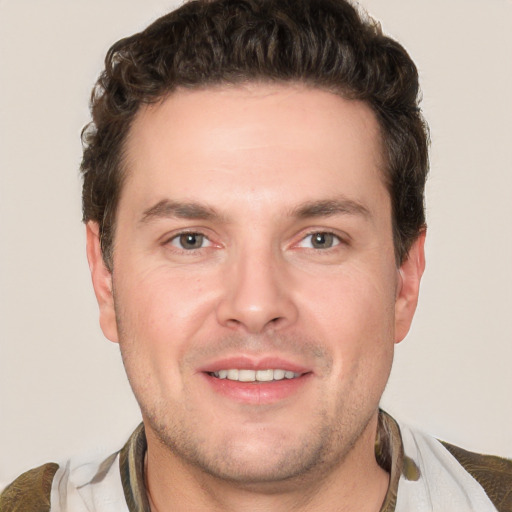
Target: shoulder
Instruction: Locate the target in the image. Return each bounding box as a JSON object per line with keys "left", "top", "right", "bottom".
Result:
{"left": 385, "top": 412, "right": 512, "bottom": 511}
{"left": 0, "top": 462, "right": 59, "bottom": 512}
{"left": 441, "top": 441, "right": 512, "bottom": 512}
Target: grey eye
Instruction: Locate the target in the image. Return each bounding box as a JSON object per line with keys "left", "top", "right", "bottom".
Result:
{"left": 311, "top": 232, "right": 335, "bottom": 249}
{"left": 172, "top": 233, "right": 209, "bottom": 250}
{"left": 298, "top": 232, "right": 340, "bottom": 249}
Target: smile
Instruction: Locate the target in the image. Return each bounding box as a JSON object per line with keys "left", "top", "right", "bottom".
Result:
{"left": 210, "top": 369, "right": 302, "bottom": 382}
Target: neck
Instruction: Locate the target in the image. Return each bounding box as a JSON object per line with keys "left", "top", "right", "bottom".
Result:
{"left": 144, "top": 414, "right": 390, "bottom": 512}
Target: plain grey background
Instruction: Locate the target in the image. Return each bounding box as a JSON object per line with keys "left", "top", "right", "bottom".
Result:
{"left": 1, "top": 0, "right": 511, "bottom": 485}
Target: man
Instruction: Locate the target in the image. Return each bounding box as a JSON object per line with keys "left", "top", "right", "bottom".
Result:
{"left": 1, "top": 0, "right": 510, "bottom": 510}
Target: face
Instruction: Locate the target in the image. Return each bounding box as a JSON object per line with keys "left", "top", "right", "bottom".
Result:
{"left": 88, "top": 84, "right": 424, "bottom": 485}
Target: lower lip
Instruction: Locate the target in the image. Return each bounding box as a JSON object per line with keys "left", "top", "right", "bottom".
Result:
{"left": 202, "top": 373, "right": 311, "bottom": 404}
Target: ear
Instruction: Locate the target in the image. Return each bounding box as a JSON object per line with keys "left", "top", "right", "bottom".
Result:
{"left": 86, "top": 221, "right": 119, "bottom": 343}
{"left": 394, "top": 230, "right": 426, "bottom": 344}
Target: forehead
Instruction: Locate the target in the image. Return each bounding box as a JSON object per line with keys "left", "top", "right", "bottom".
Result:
{"left": 120, "top": 83, "right": 387, "bottom": 217}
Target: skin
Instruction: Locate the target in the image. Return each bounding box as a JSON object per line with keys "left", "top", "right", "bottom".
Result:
{"left": 87, "top": 84, "right": 425, "bottom": 511}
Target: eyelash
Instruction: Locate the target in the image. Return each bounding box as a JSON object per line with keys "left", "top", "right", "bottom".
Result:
{"left": 164, "top": 229, "right": 347, "bottom": 253}
{"left": 296, "top": 231, "right": 344, "bottom": 250}
{"left": 167, "top": 231, "right": 213, "bottom": 251}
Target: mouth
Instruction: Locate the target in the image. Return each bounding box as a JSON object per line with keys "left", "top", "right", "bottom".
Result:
{"left": 208, "top": 369, "right": 302, "bottom": 382}
{"left": 200, "top": 358, "right": 312, "bottom": 404}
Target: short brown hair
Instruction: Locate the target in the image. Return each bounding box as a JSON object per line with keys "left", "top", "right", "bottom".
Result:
{"left": 81, "top": 0, "right": 429, "bottom": 269}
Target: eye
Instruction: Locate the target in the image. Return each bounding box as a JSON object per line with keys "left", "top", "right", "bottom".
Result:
{"left": 298, "top": 232, "right": 341, "bottom": 249}
{"left": 170, "top": 233, "right": 211, "bottom": 250}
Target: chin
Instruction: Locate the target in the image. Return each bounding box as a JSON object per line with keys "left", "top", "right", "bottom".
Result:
{"left": 188, "top": 442, "right": 328, "bottom": 485}
{"left": 148, "top": 410, "right": 348, "bottom": 486}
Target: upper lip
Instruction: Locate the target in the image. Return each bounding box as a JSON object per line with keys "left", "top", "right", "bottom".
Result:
{"left": 197, "top": 355, "right": 311, "bottom": 375}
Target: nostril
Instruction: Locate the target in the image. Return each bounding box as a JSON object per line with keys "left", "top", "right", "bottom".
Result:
{"left": 265, "top": 317, "right": 284, "bottom": 329}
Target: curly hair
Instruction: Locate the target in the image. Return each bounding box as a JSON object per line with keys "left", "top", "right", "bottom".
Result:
{"left": 81, "top": 0, "right": 429, "bottom": 269}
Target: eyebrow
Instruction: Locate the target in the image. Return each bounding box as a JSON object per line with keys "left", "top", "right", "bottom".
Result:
{"left": 290, "top": 198, "right": 371, "bottom": 219}
{"left": 139, "top": 197, "right": 371, "bottom": 225}
{"left": 140, "top": 200, "right": 222, "bottom": 224}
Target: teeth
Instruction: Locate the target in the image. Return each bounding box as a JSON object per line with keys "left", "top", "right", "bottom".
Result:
{"left": 256, "top": 369, "right": 273, "bottom": 382}
{"left": 273, "top": 369, "right": 285, "bottom": 380}
{"left": 238, "top": 369, "right": 256, "bottom": 382}
{"left": 226, "top": 369, "right": 239, "bottom": 380}
{"left": 212, "top": 369, "right": 301, "bottom": 382}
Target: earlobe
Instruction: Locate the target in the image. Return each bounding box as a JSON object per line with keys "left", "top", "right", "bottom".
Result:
{"left": 86, "top": 222, "right": 119, "bottom": 343}
{"left": 394, "top": 231, "right": 426, "bottom": 344}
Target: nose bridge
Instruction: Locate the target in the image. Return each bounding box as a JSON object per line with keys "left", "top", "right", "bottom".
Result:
{"left": 216, "top": 239, "right": 297, "bottom": 333}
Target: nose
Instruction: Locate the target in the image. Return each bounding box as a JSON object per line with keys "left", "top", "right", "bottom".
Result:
{"left": 215, "top": 247, "right": 298, "bottom": 334}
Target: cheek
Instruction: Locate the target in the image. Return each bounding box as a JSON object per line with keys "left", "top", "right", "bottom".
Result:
{"left": 296, "top": 264, "right": 397, "bottom": 380}
{"left": 113, "top": 264, "right": 224, "bottom": 367}
{"left": 299, "top": 264, "right": 396, "bottom": 335}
